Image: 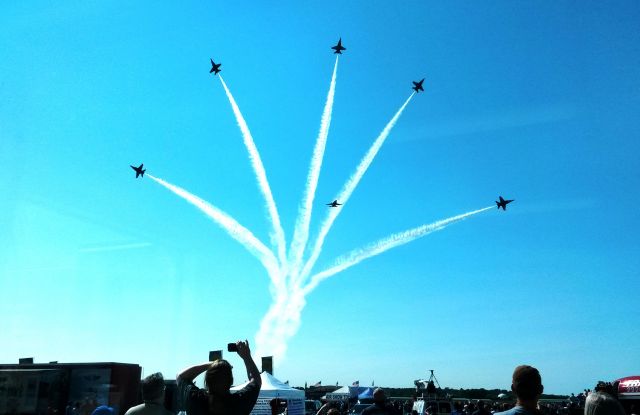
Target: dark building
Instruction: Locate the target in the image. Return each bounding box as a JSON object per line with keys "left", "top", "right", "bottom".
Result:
{"left": 0, "top": 361, "right": 141, "bottom": 415}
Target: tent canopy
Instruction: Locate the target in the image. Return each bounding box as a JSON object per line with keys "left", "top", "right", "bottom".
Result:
{"left": 231, "top": 372, "right": 304, "bottom": 399}
{"left": 617, "top": 376, "right": 640, "bottom": 398}
{"left": 358, "top": 388, "right": 374, "bottom": 400}
{"left": 326, "top": 386, "right": 351, "bottom": 400}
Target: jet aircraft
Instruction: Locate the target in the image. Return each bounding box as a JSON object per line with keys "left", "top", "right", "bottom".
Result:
{"left": 209, "top": 58, "right": 221, "bottom": 75}
{"left": 331, "top": 38, "right": 346, "bottom": 54}
{"left": 130, "top": 163, "right": 145, "bottom": 178}
{"left": 412, "top": 78, "right": 425, "bottom": 93}
{"left": 496, "top": 196, "right": 514, "bottom": 210}
{"left": 326, "top": 200, "right": 342, "bottom": 207}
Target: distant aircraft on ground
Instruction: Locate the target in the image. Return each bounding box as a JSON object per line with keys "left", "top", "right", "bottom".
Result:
{"left": 496, "top": 196, "right": 514, "bottom": 210}
{"left": 412, "top": 78, "right": 425, "bottom": 93}
{"left": 331, "top": 38, "right": 346, "bottom": 54}
{"left": 326, "top": 200, "right": 342, "bottom": 207}
{"left": 130, "top": 163, "right": 145, "bottom": 178}
{"left": 209, "top": 59, "right": 221, "bottom": 75}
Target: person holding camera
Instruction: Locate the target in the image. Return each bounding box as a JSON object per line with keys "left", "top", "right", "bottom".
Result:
{"left": 177, "top": 340, "right": 262, "bottom": 415}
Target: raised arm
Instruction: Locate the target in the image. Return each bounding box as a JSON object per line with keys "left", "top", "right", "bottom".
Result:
{"left": 176, "top": 361, "right": 212, "bottom": 384}
{"left": 236, "top": 340, "right": 261, "bottom": 386}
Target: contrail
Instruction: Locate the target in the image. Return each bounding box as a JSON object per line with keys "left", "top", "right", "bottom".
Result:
{"left": 79, "top": 242, "right": 152, "bottom": 253}
{"left": 218, "top": 76, "right": 288, "bottom": 268}
{"left": 147, "top": 174, "right": 281, "bottom": 286}
{"left": 301, "top": 206, "right": 493, "bottom": 295}
{"left": 298, "top": 93, "right": 415, "bottom": 282}
{"left": 139, "top": 57, "right": 500, "bottom": 366}
{"left": 254, "top": 287, "right": 306, "bottom": 360}
{"left": 289, "top": 57, "right": 339, "bottom": 280}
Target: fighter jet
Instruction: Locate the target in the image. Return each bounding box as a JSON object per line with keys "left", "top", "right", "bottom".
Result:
{"left": 496, "top": 196, "right": 514, "bottom": 211}
{"left": 326, "top": 200, "right": 342, "bottom": 207}
{"left": 331, "top": 38, "right": 346, "bottom": 54}
{"left": 412, "top": 78, "right": 425, "bottom": 93}
{"left": 130, "top": 163, "right": 145, "bottom": 178}
{"left": 209, "top": 58, "right": 221, "bottom": 75}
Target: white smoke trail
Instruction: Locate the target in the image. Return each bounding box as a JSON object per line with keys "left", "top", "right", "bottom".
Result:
{"left": 218, "top": 76, "right": 288, "bottom": 269}
{"left": 254, "top": 286, "right": 306, "bottom": 360}
{"left": 289, "top": 57, "right": 339, "bottom": 279}
{"left": 298, "top": 93, "right": 415, "bottom": 283}
{"left": 147, "top": 174, "right": 282, "bottom": 286}
{"left": 143, "top": 67, "right": 497, "bottom": 364}
{"left": 301, "top": 206, "right": 493, "bottom": 296}
{"left": 254, "top": 205, "right": 492, "bottom": 361}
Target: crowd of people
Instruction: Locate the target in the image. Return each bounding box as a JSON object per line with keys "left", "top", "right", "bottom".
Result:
{"left": 85, "top": 346, "right": 634, "bottom": 415}
{"left": 311, "top": 367, "right": 635, "bottom": 415}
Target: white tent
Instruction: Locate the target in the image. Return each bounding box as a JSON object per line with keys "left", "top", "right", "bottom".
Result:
{"left": 325, "top": 386, "right": 351, "bottom": 401}
{"left": 231, "top": 372, "right": 304, "bottom": 415}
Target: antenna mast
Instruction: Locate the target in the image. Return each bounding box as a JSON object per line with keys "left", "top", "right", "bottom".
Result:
{"left": 414, "top": 369, "right": 442, "bottom": 399}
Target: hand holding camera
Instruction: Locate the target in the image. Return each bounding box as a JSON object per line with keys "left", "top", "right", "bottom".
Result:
{"left": 227, "top": 340, "right": 252, "bottom": 360}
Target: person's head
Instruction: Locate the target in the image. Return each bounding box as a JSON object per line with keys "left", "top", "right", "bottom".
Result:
{"left": 584, "top": 392, "right": 625, "bottom": 415}
{"left": 142, "top": 372, "right": 166, "bottom": 403}
{"left": 373, "top": 388, "right": 386, "bottom": 404}
{"left": 204, "top": 359, "right": 233, "bottom": 394}
{"left": 511, "top": 365, "right": 543, "bottom": 402}
{"left": 327, "top": 409, "right": 340, "bottom": 415}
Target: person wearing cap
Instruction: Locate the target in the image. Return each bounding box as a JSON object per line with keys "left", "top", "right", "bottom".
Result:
{"left": 177, "top": 340, "right": 261, "bottom": 415}
{"left": 494, "top": 365, "right": 544, "bottom": 415}
{"left": 125, "top": 372, "right": 173, "bottom": 415}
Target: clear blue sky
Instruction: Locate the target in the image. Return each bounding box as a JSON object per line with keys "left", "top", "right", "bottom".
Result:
{"left": 1, "top": 1, "right": 639, "bottom": 395}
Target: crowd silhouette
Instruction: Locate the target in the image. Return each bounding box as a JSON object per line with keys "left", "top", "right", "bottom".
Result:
{"left": 81, "top": 362, "right": 632, "bottom": 415}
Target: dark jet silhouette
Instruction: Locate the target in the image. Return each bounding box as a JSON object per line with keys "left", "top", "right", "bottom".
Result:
{"left": 326, "top": 200, "right": 342, "bottom": 207}
{"left": 331, "top": 38, "right": 346, "bottom": 54}
{"left": 496, "top": 196, "right": 514, "bottom": 210}
{"left": 209, "top": 58, "right": 221, "bottom": 75}
{"left": 412, "top": 78, "right": 425, "bottom": 93}
{"left": 130, "top": 163, "right": 145, "bottom": 178}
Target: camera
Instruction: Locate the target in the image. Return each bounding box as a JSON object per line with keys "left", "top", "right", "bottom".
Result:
{"left": 227, "top": 343, "right": 238, "bottom": 352}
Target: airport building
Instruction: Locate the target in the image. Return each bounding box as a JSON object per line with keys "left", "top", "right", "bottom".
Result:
{"left": 0, "top": 360, "right": 141, "bottom": 415}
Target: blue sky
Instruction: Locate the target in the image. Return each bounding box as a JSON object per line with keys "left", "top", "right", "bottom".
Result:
{"left": 1, "top": 1, "right": 639, "bottom": 395}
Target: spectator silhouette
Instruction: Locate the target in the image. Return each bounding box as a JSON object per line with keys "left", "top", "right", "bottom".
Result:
{"left": 473, "top": 402, "right": 491, "bottom": 415}
{"left": 494, "top": 365, "right": 544, "bottom": 415}
{"left": 584, "top": 392, "right": 625, "bottom": 415}
{"left": 177, "top": 340, "right": 261, "bottom": 415}
{"left": 125, "top": 372, "right": 173, "bottom": 415}
{"left": 362, "top": 388, "right": 400, "bottom": 415}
